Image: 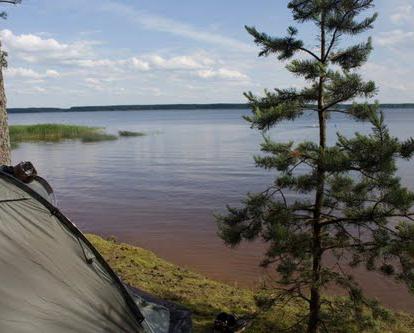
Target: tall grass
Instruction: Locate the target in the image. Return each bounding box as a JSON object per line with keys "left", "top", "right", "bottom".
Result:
{"left": 10, "top": 124, "right": 117, "bottom": 147}
{"left": 81, "top": 133, "right": 118, "bottom": 143}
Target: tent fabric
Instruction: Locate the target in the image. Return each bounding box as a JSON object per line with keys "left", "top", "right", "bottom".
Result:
{"left": 0, "top": 172, "right": 146, "bottom": 332}
{"left": 0, "top": 169, "right": 193, "bottom": 333}
{"left": 130, "top": 287, "right": 192, "bottom": 333}
{"left": 0, "top": 170, "right": 147, "bottom": 332}
{"left": 27, "top": 176, "right": 56, "bottom": 205}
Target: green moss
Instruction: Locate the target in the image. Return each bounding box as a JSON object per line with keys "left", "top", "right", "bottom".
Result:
{"left": 9, "top": 124, "right": 117, "bottom": 147}
{"left": 119, "top": 130, "right": 146, "bottom": 137}
{"left": 87, "top": 234, "right": 414, "bottom": 333}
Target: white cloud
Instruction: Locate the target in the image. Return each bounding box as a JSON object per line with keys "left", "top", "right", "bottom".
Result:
{"left": 0, "top": 28, "right": 251, "bottom": 98}
{"left": 362, "top": 61, "right": 414, "bottom": 102}
{"left": 0, "top": 29, "right": 96, "bottom": 64}
{"left": 1, "top": 29, "right": 65, "bottom": 52}
{"left": 45, "top": 69, "right": 60, "bottom": 78}
{"left": 130, "top": 57, "right": 151, "bottom": 71}
{"left": 390, "top": 4, "right": 414, "bottom": 24}
{"left": 6, "top": 67, "right": 60, "bottom": 79}
{"left": 9, "top": 85, "right": 48, "bottom": 95}
{"left": 74, "top": 59, "right": 118, "bottom": 68}
{"left": 32, "top": 87, "right": 47, "bottom": 93}
{"left": 376, "top": 29, "right": 414, "bottom": 47}
{"left": 197, "top": 68, "right": 249, "bottom": 80}
{"left": 0, "top": 29, "right": 191, "bottom": 74}
{"left": 63, "top": 53, "right": 217, "bottom": 73}
{"left": 84, "top": 77, "right": 104, "bottom": 91}
{"left": 99, "top": 1, "right": 252, "bottom": 52}
{"left": 0, "top": 20, "right": 250, "bottom": 106}
{"left": 147, "top": 54, "right": 214, "bottom": 70}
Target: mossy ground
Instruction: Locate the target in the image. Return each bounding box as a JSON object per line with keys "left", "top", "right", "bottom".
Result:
{"left": 87, "top": 234, "right": 414, "bottom": 333}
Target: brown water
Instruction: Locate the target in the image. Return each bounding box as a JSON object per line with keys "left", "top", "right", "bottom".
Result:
{"left": 10, "top": 108, "right": 414, "bottom": 313}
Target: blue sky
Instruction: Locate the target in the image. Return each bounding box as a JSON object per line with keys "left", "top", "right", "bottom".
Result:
{"left": 1, "top": 0, "right": 413, "bottom": 107}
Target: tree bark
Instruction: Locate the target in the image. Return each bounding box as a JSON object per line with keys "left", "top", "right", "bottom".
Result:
{"left": 308, "top": 10, "right": 327, "bottom": 333}
{"left": 0, "top": 64, "right": 11, "bottom": 165}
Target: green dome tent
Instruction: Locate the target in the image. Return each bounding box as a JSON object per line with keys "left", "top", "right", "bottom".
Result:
{"left": 0, "top": 168, "right": 192, "bottom": 333}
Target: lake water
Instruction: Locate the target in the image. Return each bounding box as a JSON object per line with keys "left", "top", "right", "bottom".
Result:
{"left": 9, "top": 108, "right": 414, "bottom": 312}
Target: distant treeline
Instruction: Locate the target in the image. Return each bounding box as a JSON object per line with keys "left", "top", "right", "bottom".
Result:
{"left": 7, "top": 103, "right": 414, "bottom": 114}
{"left": 7, "top": 104, "right": 248, "bottom": 113}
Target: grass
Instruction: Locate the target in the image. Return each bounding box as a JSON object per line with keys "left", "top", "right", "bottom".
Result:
{"left": 10, "top": 123, "right": 116, "bottom": 143}
{"left": 81, "top": 133, "right": 118, "bottom": 143}
{"left": 87, "top": 234, "right": 414, "bottom": 333}
{"left": 10, "top": 124, "right": 118, "bottom": 148}
{"left": 10, "top": 124, "right": 103, "bottom": 142}
{"left": 119, "top": 130, "right": 146, "bottom": 137}
{"left": 9, "top": 124, "right": 146, "bottom": 148}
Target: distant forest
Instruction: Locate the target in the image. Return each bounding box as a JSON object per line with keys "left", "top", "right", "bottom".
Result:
{"left": 7, "top": 103, "right": 414, "bottom": 114}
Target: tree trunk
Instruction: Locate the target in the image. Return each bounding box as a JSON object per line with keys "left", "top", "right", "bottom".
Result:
{"left": 308, "top": 109, "right": 325, "bottom": 333}
{"left": 308, "top": 10, "right": 327, "bottom": 333}
{"left": 0, "top": 65, "right": 11, "bottom": 165}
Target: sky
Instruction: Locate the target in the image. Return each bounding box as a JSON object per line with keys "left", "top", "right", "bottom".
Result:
{"left": 0, "top": 0, "right": 413, "bottom": 108}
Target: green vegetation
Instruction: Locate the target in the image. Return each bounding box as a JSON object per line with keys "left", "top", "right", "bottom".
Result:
{"left": 9, "top": 124, "right": 147, "bottom": 148}
{"left": 216, "top": 1, "right": 414, "bottom": 333}
{"left": 10, "top": 124, "right": 113, "bottom": 142}
{"left": 6, "top": 104, "right": 414, "bottom": 114}
{"left": 80, "top": 133, "right": 118, "bottom": 143}
{"left": 10, "top": 141, "right": 19, "bottom": 150}
{"left": 119, "top": 130, "right": 145, "bottom": 137}
{"left": 87, "top": 234, "right": 414, "bottom": 333}
{"left": 7, "top": 104, "right": 248, "bottom": 113}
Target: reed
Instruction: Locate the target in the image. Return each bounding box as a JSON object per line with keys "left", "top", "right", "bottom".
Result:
{"left": 81, "top": 133, "right": 118, "bottom": 142}
{"left": 10, "top": 124, "right": 117, "bottom": 147}
{"left": 118, "top": 130, "right": 145, "bottom": 137}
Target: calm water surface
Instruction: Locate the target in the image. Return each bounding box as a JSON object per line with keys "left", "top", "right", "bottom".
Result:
{"left": 9, "top": 108, "right": 414, "bottom": 312}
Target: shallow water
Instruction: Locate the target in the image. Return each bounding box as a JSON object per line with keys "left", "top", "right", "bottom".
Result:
{"left": 9, "top": 108, "right": 414, "bottom": 312}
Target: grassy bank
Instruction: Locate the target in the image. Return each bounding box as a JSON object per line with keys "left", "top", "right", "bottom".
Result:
{"left": 87, "top": 234, "right": 414, "bottom": 333}
{"left": 10, "top": 124, "right": 145, "bottom": 148}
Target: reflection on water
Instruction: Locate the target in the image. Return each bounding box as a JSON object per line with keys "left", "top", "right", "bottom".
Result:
{"left": 9, "top": 108, "right": 414, "bottom": 312}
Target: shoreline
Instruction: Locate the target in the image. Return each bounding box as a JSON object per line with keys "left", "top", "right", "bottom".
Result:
{"left": 95, "top": 228, "right": 414, "bottom": 314}
{"left": 88, "top": 233, "right": 414, "bottom": 333}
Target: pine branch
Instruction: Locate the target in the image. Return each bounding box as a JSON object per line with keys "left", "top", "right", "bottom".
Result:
{"left": 324, "top": 5, "right": 359, "bottom": 62}
{"left": 0, "top": 0, "right": 21, "bottom": 21}
{"left": 330, "top": 38, "right": 373, "bottom": 70}
{"left": 298, "top": 47, "right": 321, "bottom": 62}
{"left": 320, "top": 213, "right": 414, "bottom": 227}
{"left": 323, "top": 73, "right": 376, "bottom": 111}
{"left": 324, "top": 27, "right": 341, "bottom": 63}
{"left": 323, "top": 242, "right": 378, "bottom": 252}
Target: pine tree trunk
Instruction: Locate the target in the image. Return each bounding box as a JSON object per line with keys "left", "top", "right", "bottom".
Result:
{"left": 309, "top": 109, "right": 326, "bottom": 333}
{"left": 308, "top": 11, "right": 327, "bottom": 333}
{"left": 0, "top": 66, "right": 11, "bottom": 165}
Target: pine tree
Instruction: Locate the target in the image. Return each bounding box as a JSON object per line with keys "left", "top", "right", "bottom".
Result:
{"left": 0, "top": 0, "right": 21, "bottom": 165}
{"left": 216, "top": 1, "right": 414, "bottom": 332}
